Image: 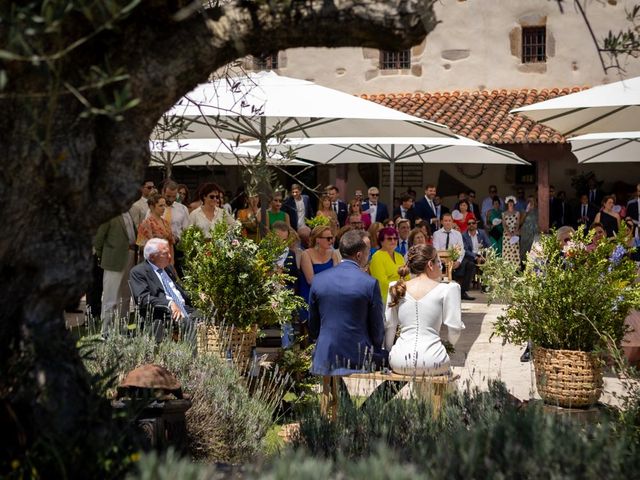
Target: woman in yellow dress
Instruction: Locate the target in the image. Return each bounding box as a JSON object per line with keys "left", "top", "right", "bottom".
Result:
{"left": 369, "top": 226, "right": 406, "bottom": 305}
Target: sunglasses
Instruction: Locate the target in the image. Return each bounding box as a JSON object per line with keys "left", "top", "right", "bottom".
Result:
{"left": 384, "top": 236, "right": 398, "bottom": 241}
{"left": 207, "top": 194, "right": 220, "bottom": 199}
{"left": 370, "top": 193, "right": 379, "bottom": 196}
{"left": 468, "top": 221, "right": 476, "bottom": 225}
{"left": 320, "top": 236, "right": 334, "bottom": 241}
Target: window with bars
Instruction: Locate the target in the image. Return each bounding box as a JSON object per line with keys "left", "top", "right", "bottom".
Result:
{"left": 522, "top": 26, "right": 546, "bottom": 63}
{"left": 380, "top": 49, "right": 411, "bottom": 70}
{"left": 253, "top": 53, "right": 279, "bottom": 70}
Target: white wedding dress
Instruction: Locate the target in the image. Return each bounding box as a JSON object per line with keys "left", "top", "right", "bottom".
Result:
{"left": 384, "top": 282, "right": 465, "bottom": 375}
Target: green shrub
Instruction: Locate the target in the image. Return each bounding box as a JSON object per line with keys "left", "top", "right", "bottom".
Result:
{"left": 81, "top": 327, "right": 280, "bottom": 463}
{"left": 265, "top": 381, "right": 639, "bottom": 478}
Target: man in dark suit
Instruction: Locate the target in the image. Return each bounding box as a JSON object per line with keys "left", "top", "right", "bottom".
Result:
{"left": 575, "top": 194, "right": 598, "bottom": 229}
{"left": 462, "top": 220, "right": 491, "bottom": 261}
{"left": 282, "top": 183, "right": 314, "bottom": 232}
{"left": 550, "top": 189, "right": 568, "bottom": 228}
{"left": 586, "top": 176, "right": 604, "bottom": 208}
{"left": 129, "top": 238, "right": 197, "bottom": 342}
{"left": 326, "top": 184, "right": 349, "bottom": 227}
{"left": 462, "top": 218, "right": 490, "bottom": 291}
{"left": 414, "top": 184, "right": 439, "bottom": 233}
{"left": 361, "top": 186, "right": 390, "bottom": 224}
{"left": 309, "top": 230, "right": 385, "bottom": 375}
{"left": 393, "top": 193, "right": 417, "bottom": 227}
{"left": 626, "top": 183, "right": 640, "bottom": 227}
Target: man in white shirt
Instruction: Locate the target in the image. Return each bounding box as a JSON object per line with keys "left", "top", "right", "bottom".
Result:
{"left": 433, "top": 213, "right": 476, "bottom": 301}
{"left": 163, "top": 180, "right": 190, "bottom": 274}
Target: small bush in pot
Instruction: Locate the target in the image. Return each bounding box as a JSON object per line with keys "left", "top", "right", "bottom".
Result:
{"left": 484, "top": 226, "right": 640, "bottom": 407}
{"left": 486, "top": 226, "right": 640, "bottom": 352}
{"left": 180, "top": 222, "right": 304, "bottom": 330}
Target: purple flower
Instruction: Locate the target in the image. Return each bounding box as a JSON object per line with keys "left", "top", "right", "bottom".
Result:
{"left": 608, "top": 245, "right": 626, "bottom": 271}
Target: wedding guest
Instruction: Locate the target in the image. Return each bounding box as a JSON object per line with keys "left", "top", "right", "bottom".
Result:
{"left": 395, "top": 218, "right": 411, "bottom": 256}
{"left": 316, "top": 195, "right": 339, "bottom": 236}
{"left": 267, "top": 191, "right": 290, "bottom": 229}
{"left": 177, "top": 184, "right": 189, "bottom": 205}
{"left": 452, "top": 199, "right": 476, "bottom": 233}
{"left": 594, "top": 195, "right": 621, "bottom": 237}
{"left": 237, "top": 193, "right": 262, "bottom": 242}
{"left": 362, "top": 186, "right": 389, "bottom": 224}
{"left": 137, "top": 193, "right": 174, "bottom": 260}
{"left": 520, "top": 195, "right": 540, "bottom": 262}
{"left": 408, "top": 227, "right": 429, "bottom": 248}
{"left": 502, "top": 196, "right": 521, "bottom": 266}
{"left": 368, "top": 222, "right": 384, "bottom": 258}
{"left": 325, "top": 184, "right": 349, "bottom": 227}
{"left": 272, "top": 221, "right": 301, "bottom": 347}
{"left": 298, "top": 225, "right": 340, "bottom": 323}
{"left": 189, "top": 183, "right": 235, "bottom": 238}
{"left": 348, "top": 198, "right": 372, "bottom": 230}
{"left": 369, "top": 227, "right": 405, "bottom": 305}
{"left": 433, "top": 213, "right": 475, "bottom": 301}
{"left": 486, "top": 197, "right": 503, "bottom": 256}
{"left": 393, "top": 193, "right": 417, "bottom": 227}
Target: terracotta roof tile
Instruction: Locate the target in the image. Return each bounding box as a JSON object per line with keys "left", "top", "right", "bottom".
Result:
{"left": 361, "top": 86, "right": 590, "bottom": 144}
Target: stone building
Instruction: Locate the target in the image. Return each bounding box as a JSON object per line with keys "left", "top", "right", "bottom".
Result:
{"left": 240, "top": 0, "right": 640, "bottom": 228}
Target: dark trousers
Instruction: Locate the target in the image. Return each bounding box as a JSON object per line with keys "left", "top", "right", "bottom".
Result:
{"left": 85, "top": 254, "right": 104, "bottom": 318}
{"left": 453, "top": 257, "right": 476, "bottom": 293}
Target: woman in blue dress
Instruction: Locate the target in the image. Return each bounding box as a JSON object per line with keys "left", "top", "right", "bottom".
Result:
{"left": 298, "top": 225, "right": 340, "bottom": 324}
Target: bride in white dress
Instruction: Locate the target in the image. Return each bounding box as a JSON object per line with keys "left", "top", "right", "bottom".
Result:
{"left": 384, "top": 245, "right": 465, "bottom": 375}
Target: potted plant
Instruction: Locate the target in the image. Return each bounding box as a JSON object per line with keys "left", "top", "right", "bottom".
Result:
{"left": 180, "top": 222, "right": 304, "bottom": 370}
{"left": 483, "top": 226, "right": 640, "bottom": 408}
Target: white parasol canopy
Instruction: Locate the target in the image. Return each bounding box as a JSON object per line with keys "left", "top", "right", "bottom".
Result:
{"left": 149, "top": 139, "right": 310, "bottom": 167}
{"left": 511, "top": 76, "right": 640, "bottom": 136}
{"left": 568, "top": 132, "right": 640, "bottom": 164}
{"left": 247, "top": 137, "right": 530, "bottom": 165}
{"left": 244, "top": 136, "right": 529, "bottom": 205}
{"left": 164, "top": 71, "right": 455, "bottom": 140}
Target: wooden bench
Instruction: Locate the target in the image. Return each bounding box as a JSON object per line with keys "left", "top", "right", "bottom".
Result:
{"left": 321, "top": 371, "right": 457, "bottom": 421}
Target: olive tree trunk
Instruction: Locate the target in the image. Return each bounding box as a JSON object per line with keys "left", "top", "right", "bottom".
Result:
{"left": 0, "top": 0, "right": 436, "bottom": 471}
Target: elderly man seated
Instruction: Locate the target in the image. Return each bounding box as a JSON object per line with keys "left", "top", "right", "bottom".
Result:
{"left": 129, "top": 238, "right": 198, "bottom": 342}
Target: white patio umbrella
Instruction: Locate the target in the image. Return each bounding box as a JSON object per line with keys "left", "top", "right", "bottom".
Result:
{"left": 511, "top": 76, "right": 640, "bottom": 136}
{"left": 244, "top": 136, "right": 529, "bottom": 204}
{"left": 149, "top": 139, "right": 310, "bottom": 167}
{"left": 568, "top": 132, "right": 640, "bottom": 164}
{"left": 164, "top": 71, "right": 455, "bottom": 142}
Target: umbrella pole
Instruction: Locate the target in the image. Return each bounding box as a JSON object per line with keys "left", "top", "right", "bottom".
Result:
{"left": 389, "top": 148, "right": 396, "bottom": 212}
{"left": 258, "top": 117, "right": 269, "bottom": 238}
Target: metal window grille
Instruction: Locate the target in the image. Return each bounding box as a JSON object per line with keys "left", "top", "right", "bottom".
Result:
{"left": 381, "top": 164, "right": 423, "bottom": 188}
{"left": 254, "top": 53, "right": 279, "bottom": 70}
{"left": 380, "top": 49, "right": 411, "bottom": 70}
{"left": 522, "top": 26, "right": 546, "bottom": 63}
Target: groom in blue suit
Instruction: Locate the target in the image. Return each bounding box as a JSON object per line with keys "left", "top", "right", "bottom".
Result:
{"left": 309, "top": 230, "right": 386, "bottom": 375}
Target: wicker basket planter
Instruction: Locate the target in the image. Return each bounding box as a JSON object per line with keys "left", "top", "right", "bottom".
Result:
{"left": 197, "top": 324, "right": 258, "bottom": 373}
{"left": 533, "top": 346, "right": 604, "bottom": 408}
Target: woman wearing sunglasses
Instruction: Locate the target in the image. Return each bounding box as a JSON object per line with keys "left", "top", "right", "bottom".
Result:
{"left": 298, "top": 225, "right": 340, "bottom": 323}
{"left": 369, "top": 227, "right": 407, "bottom": 305}
{"left": 188, "top": 182, "right": 235, "bottom": 239}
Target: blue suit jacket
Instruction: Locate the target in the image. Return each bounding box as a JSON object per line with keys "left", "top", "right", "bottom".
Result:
{"left": 309, "top": 260, "right": 384, "bottom": 375}
{"left": 362, "top": 200, "right": 390, "bottom": 224}
{"left": 414, "top": 197, "right": 438, "bottom": 232}
{"left": 462, "top": 230, "right": 491, "bottom": 262}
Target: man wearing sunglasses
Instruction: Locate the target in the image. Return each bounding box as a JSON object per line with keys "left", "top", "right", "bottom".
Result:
{"left": 362, "top": 186, "right": 389, "bottom": 224}
{"left": 130, "top": 179, "right": 157, "bottom": 228}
